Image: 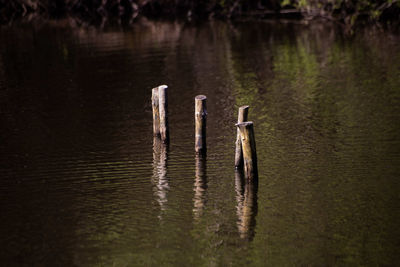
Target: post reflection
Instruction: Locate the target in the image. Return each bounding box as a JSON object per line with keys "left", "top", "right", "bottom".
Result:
{"left": 235, "top": 170, "right": 258, "bottom": 240}
{"left": 152, "top": 137, "right": 169, "bottom": 219}
{"left": 193, "top": 154, "right": 207, "bottom": 221}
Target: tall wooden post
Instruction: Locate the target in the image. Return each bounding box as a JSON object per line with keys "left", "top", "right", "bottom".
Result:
{"left": 237, "top": 121, "right": 258, "bottom": 180}
{"left": 152, "top": 87, "right": 160, "bottom": 137}
{"left": 158, "top": 85, "right": 169, "bottom": 143}
{"left": 195, "top": 95, "right": 207, "bottom": 154}
{"left": 235, "top": 105, "right": 249, "bottom": 169}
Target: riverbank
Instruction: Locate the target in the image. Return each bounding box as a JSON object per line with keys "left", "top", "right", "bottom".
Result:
{"left": 1, "top": 0, "right": 399, "bottom": 28}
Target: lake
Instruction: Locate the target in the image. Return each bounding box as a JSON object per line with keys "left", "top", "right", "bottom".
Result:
{"left": 0, "top": 19, "right": 399, "bottom": 266}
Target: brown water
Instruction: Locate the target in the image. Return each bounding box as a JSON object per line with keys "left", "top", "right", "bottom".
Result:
{"left": 0, "top": 20, "right": 399, "bottom": 266}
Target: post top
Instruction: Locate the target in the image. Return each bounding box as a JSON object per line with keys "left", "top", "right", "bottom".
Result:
{"left": 158, "top": 85, "right": 168, "bottom": 90}
{"left": 239, "top": 105, "right": 250, "bottom": 110}
{"left": 236, "top": 121, "right": 253, "bottom": 127}
{"left": 195, "top": 95, "right": 207, "bottom": 100}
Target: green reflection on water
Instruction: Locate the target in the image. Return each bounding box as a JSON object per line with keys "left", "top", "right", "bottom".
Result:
{"left": 228, "top": 23, "right": 399, "bottom": 266}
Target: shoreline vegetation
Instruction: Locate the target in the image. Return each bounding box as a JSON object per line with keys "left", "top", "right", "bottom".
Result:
{"left": 0, "top": 0, "right": 399, "bottom": 28}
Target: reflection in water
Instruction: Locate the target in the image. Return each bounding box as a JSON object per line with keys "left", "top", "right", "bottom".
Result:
{"left": 152, "top": 137, "right": 169, "bottom": 219}
{"left": 193, "top": 154, "right": 207, "bottom": 221}
{"left": 235, "top": 170, "right": 258, "bottom": 240}
{"left": 0, "top": 20, "right": 399, "bottom": 266}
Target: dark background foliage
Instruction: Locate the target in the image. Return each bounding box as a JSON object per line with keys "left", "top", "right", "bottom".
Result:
{"left": 0, "top": 0, "right": 399, "bottom": 25}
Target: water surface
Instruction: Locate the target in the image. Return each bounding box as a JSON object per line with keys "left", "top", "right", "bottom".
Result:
{"left": 0, "top": 20, "right": 399, "bottom": 266}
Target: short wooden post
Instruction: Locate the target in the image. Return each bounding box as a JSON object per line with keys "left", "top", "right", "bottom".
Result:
{"left": 237, "top": 121, "right": 258, "bottom": 180}
{"left": 152, "top": 87, "right": 160, "bottom": 137}
{"left": 158, "top": 85, "right": 169, "bottom": 143}
{"left": 235, "top": 105, "right": 249, "bottom": 169}
{"left": 195, "top": 95, "right": 207, "bottom": 154}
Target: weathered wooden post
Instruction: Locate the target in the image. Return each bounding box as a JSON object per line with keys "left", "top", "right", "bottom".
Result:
{"left": 158, "top": 85, "right": 169, "bottom": 143}
{"left": 195, "top": 95, "right": 207, "bottom": 154}
{"left": 237, "top": 121, "right": 258, "bottom": 180}
{"left": 152, "top": 87, "right": 160, "bottom": 137}
{"left": 235, "top": 105, "right": 249, "bottom": 169}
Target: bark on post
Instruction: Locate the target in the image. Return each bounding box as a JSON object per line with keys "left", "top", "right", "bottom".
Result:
{"left": 195, "top": 95, "right": 207, "bottom": 154}
{"left": 152, "top": 87, "right": 160, "bottom": 137}
{"left": 235, "top": 105, "right": 249, "bottom": 169}
{"left": 237, "top": 121, "right": 258, "bottom": 180}
{"left": 158, "top": 85, "right": 169, "bottom": 143}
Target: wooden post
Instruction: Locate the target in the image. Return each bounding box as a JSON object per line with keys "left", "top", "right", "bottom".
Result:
{"left": 235, "top": 105, "right": 249, "bottom": 169}
{"left": 152, "top": 87, "right": 160, "bottom": 137}
{"left": 158, "top": 85, "right": 169, "bottom": 143}
{"left": 237, "top": 121, "right": 258, "bottom": 180}
{"left": 195, "top": 95, "right": 207, "bottom": 154}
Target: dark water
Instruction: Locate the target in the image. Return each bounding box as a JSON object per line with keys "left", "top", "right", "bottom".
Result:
{"left": 0, "top": 20, "right": 399, "bottom": 266}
